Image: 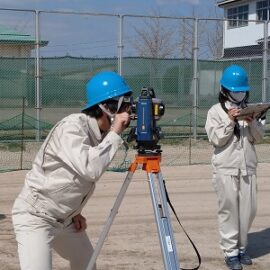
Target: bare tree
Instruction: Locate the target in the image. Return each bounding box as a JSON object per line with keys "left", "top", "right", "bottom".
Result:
{"left": 130, "top": 6, "right": 223, "bottom": 60}
{"left": 132, "top": 17, "right": 178, "bottom": 58}
{"left": 193, "top": 5, "right": 223, "bottom": 59}
{"left": 205, "top": 7, "right": 223, "bottom": 59}
{"left": 178, "top": 17, "right": 195, "bottom": 58}
{"left": 178, "top": 7, "right": 223, "bottom": 60}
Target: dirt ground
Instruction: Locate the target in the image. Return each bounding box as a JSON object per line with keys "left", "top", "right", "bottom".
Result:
{"left": 0, "top": 163, "right": 270, "bottom": 270}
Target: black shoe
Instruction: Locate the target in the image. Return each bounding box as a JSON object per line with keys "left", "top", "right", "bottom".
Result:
{"left": 225, "top": 256, "right": 243, "bottom": 270}
{"left": 239, "top": 251, "right": 252, "bottom": 265}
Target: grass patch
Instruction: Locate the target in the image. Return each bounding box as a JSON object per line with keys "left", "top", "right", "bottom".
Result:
{"left": 0, "top": 142, "right": 25, "bottom": 152}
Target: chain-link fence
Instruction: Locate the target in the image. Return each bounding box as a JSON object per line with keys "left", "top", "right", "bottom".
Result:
{"left": 0, "top": 8, "right": 270, "bottom": 171}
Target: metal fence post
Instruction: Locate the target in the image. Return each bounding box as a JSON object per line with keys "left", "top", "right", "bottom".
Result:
{"left": 262, "top": 21, "right": 268, "bottom": 102}
{"left": 35, "top": 10, "right": 41, "bottom": 141}
{"left": 189, "top": 112, "right": 192, "bottom": 165}
{"left": 20, "top": 97, "right": 26, "bottom": 170}
{"left": 118, "top": 15, "right": 124, "bottom": 75}
{"left": 192, "top": 18, "right": 199, "bottom": 140}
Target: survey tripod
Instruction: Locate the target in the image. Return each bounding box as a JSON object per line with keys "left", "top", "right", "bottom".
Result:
{"left": 86, "top": 149, "right": 181, "bottom": 270}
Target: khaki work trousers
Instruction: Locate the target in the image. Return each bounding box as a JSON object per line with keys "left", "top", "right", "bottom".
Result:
{"left": 12, "top": 198, "right": 96, "bottom": 270}
{"left": 212, "top": 172, "right": 257, "bottom": 257}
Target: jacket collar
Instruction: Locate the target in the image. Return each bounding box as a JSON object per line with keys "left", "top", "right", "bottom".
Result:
{"left": 86, "top": 115, "right": 108, "bottom": 142}
{"left": 86, "top": 116, "right": 102, "bottom": 141}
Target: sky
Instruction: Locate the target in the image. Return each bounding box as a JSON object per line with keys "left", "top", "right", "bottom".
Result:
{"left": 0, "top": 0, "right": 223, "bottom": 18}
{"left": 0, "top": 0, "right": 224, "bottom": 57}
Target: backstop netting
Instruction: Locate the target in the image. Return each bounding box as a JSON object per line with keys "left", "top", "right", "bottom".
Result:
{"left": 1, "top": 57, "right": 270, "bottom": 172}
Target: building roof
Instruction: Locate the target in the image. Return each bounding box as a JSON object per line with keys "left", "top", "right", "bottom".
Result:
{"left": 217, "top": 0, "right": 246, "bottom": 7}
{"left": 223, "top": 44, "right": 263, "bottom": 58}
{"left": 0, "top": 26, "right": 48, "bottom": 46}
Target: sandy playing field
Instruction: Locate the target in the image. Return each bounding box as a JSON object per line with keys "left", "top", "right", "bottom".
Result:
{"left": 0, "top": 163, "right": 270, "bottom": 270}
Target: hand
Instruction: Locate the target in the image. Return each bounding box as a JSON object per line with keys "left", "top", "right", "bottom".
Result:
{"left": 228, "top": 108, "right": 240, "bottom": 121}
{"left": 111, "top": 112, "right": 130, "bottom": 134}
{"left": 72, "top": 213, "right": 87, "bottom": 232}
{"left": 244, "top": 115, "right": 254, "bottom": 123}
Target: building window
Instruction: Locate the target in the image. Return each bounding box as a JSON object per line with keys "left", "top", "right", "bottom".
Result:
{"left": 227, "top": 5, "right": 249, "bottom": 28}
{"left": 257, "top": 0, "right": 270, "bottom": 21}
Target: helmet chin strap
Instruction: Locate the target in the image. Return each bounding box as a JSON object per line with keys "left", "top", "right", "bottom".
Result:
{"left": 221, "top": 89, "right": 248, "bottom": 108}
{"left": 228, "top": 93, "right": 248, "bottom": 108}
{"left": 98, "top": 96, "right": 125, "bottom": 125}
{"left": 98, "top": 104, "right": 115, "bottom": 124}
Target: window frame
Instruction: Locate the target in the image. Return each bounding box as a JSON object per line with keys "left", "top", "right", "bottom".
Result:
{"left": 227, "top": 4, "right": 249, "bottom": 28}
{"left": 256, "top": 0, "right": 270, "bottom": 21}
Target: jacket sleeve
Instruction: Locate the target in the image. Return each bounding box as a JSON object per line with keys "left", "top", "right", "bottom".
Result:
{"left": 49, "top": 121, "right": 123, "bottom": 182}
{"left": 205, "top": 107, "right": 235, "bottom": 147}
{"left": 248, "top": 119, "right": 265, "bottom": 144}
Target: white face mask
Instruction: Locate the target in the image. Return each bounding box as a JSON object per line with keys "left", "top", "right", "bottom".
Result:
{"left": 229, "top": 92, "right": 247, "bottom": 103}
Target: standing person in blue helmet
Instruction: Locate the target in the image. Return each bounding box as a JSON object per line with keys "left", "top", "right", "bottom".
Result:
{"left": 12, "top": 71, "right": 133, "bottom": 270}
{"left": 205, "top": 65, "right": 265, "bottom": 270}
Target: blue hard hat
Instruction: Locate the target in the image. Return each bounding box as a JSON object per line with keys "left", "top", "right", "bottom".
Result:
{"left": 220, "top": 65, "right": 250, "bottom": 92}
{"left": 83, "top": 71, "right": 132, "bottom": 110}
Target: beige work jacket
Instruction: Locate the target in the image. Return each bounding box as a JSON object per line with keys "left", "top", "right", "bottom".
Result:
{"left": 18, "top": 113, "right": 123, "bottom": 223}
{"left": 205, "top": 103, "right": 265, "bottom": 176}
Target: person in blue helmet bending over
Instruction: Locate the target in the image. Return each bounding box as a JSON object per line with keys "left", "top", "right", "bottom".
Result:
{"left": 205, "top": 65, "right": 265, "bottom": 270}
{"left": 12, "top": 71, "right": 133, "bottom": 270}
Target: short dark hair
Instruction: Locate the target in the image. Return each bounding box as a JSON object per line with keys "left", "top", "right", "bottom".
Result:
{"left": 81, "top": 104, "right": 103, "bottom": 119}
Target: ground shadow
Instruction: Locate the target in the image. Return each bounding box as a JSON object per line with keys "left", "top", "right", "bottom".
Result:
{"left": 0, "top": 214, "right": 6, "bottom": 220}
{"left": 247, "top": 228, "right": 270, "bottom": 258}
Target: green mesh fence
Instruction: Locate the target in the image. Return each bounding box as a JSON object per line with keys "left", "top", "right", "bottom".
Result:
{"left": 0, "top": 57, "right": 267, "bottom": 109}
{"left": 1, "top": 57, "right": 270, "bottom": 172}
